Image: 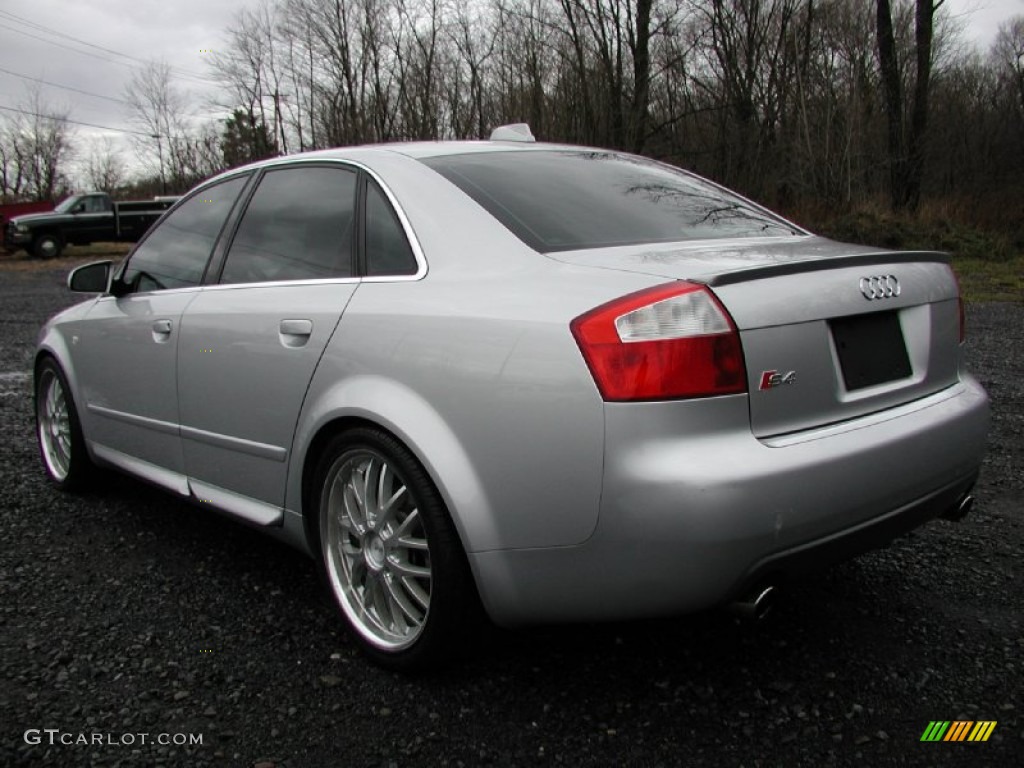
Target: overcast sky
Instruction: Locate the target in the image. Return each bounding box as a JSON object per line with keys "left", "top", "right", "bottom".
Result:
{"left": 0, "top": 0, "right": 1021, "bottom": 184}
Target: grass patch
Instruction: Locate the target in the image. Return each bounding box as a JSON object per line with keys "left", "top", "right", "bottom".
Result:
{"left": 0, "top": 242, "right": 131, "bottom": 274}
{"left": 951, "top": 255, "right": 1024, "bottom": 303}
{"left": 803, "top": 206, "right": 1023, "bottom": 304}
{"left": 812, "top": 209, "right": 1016, "bottom": 262}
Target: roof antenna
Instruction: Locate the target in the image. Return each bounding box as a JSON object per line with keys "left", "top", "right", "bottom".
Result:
{"left": 489, "top": 123, "right": 536, "bottom": 142}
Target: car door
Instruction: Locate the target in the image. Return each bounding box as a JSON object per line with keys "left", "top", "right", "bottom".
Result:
{"left": 72, "top": 195, "right": 114, "bottom": 242}
{"left": 176, "top": 164, "right": 360, "bottom": 523}
{"left": 72, "top": 175, "right": 250, "bottom": 493}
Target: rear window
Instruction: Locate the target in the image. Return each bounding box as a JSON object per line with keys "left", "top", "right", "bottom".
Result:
{"left": 421, "top": 150, "right": 800, "bottom": 252}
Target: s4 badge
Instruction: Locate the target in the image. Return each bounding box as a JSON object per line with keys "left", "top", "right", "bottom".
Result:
{"left": 759, "top": 370, "right": 797, "bottom": 390}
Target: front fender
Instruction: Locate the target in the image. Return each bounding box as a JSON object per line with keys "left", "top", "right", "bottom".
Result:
{"left": 35, "top": 300, "right": 97, "bottom": 458}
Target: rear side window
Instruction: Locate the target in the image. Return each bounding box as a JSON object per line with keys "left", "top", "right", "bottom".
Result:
{"left": 365, "top": 179, "right": 418, "bottom": 277}
{"left": 122, "top": 174, "right": 248, "bottom": 292}
{"left": 82, "top": 196, "right": 110, "bottom": 213}
{"left": 421, "top": 151, "right": 800, "bottom": 252}
{"left": 220, "top": 166, "right": 357, "bottom": 284}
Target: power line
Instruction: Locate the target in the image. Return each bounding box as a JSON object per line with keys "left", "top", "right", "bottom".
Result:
{"left": 0, "top": 17, "right": 214, "bottom": 86}
{"left": 0, "top": 103, "right": 228, "bottom": 140}
{"left": 0, "top": 104, "right": 154, "bottom": 137}
{"left": 0, "top": 9, "right": 206, "bottom": 77}
{"left": 0, "top": 9, "right": 213, "bottom": 83}
{"left": 0, "top": 64, "right": 130, "bottom": 105}
{"left": 0, "top": 23, "right": 142, "bottom": 74}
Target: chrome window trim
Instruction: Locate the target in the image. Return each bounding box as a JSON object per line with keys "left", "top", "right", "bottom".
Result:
{"left": 356, "top": 160, "right": 427, "bottom": 281}
{"left": 222, "top": 157, "right": 428, "bottom": 283}
{"left": 113, "top": 158, "right": 427, "bottom": 297}
{"left": 98, "top": 274, "right": 408, "bottom": 295}
{"left": 94, "top": 286, "right": 204, "bottom": 300}
{"left": 196, "top": 277, "right": 362, "bottom": 292}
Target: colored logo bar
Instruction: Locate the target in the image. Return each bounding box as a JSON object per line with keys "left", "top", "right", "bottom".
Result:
{"left": 921, "top": 721, "right": 997, "bottom": 742}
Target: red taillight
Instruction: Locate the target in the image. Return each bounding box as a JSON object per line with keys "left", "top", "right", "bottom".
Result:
{"left": 570, "top": 282, "right": 747, "bottom": 401}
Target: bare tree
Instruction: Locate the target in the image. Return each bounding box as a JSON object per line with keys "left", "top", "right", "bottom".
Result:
{"left": 83, "top": 136, "right": 128, "bottom": 193}
{"left": 0, "top": 118, "right": 28, "bottom": 200}
{"left": 189, "top": 0, "right": 1023, "bottom": 222}
{"left": 493, "top": 0, "right": 556, "bottom": 138}
{"left": 689, "top": 0, "right": 803, "bottom": 195}
{"left": 124, "top": 61, "right": 190, "bottom": 192}
{"left": 169, "top": 122, "right": 225, "bottom": 185}
{"left": 0, "top": 86, "right": 74, "bottom": 201}
{"left": 992, "top": 15, "right": 1024, "bottom": 118}
{"left": 449, "top": 2, "right": 497, "bottom": 138}
{"left": 209, "top": 1, "right": 292, "bottom": 153}
{"left": 877, "top": 0, "right": 944, "bottom": 212}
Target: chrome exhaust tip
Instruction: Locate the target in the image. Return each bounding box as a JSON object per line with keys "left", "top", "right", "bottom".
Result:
{"left": 942, "top": 494, "right": 974, "bottom": 522}
{"left": 729, "top": 585, "right": 776, "bottom": 621}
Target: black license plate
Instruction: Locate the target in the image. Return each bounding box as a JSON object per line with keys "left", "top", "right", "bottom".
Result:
{"left": 830, "top": 311, "right": 912, "bottom": 391}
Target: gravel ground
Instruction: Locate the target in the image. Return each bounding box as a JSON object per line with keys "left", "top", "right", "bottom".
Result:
{"left": 0, "top": 259, "right": 1020, "bottom": 768}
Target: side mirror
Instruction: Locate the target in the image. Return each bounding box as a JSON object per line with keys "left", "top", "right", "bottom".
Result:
{"left": 68, "top": 260, "right": 112, "bottom": 293}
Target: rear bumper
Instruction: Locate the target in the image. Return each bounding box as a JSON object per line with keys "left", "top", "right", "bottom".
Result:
{"left": 730, "top": 470, "right": 976, "bottom": 597}
{"left": 469, "top": 376, "right": 989, "bottom": 626}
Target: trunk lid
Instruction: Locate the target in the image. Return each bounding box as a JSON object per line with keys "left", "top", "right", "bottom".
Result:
{"left": 549, "top": 236, "right": 961, "bottom": 437}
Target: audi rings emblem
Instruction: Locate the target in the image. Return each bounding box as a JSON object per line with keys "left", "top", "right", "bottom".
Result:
{"left": 859, "top": 275, "right": 901, "bottom": 300}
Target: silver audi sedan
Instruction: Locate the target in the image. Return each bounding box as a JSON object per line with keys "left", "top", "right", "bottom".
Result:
{"left": 36, "top": 128, "right": 989, "bottom": 669}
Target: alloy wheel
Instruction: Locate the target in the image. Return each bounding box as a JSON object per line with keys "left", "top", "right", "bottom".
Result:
{"left": 322, "top": 449, "right": 432, "bottom": 651}
{"left": 38, "top": 369, "right": 72, "bottom": 481}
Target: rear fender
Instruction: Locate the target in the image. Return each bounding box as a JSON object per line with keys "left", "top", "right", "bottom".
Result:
{"left": 286, "top": 375, "right": 496, "bottom": 556}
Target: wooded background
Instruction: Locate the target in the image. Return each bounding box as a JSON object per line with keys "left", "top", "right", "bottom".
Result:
{"left": 3, "top": 0, "right": 1023, "bottom": 240}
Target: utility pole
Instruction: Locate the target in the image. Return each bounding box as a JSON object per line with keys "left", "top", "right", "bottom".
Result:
{"left": 273, "top": 91, "right": 287, "bottom": 155}
{"left": 152, "top": 133, "right": 166, "bottom": 194}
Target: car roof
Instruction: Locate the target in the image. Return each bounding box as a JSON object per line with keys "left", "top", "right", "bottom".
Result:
{"left": 380, "top": 140, "right": 594, "bottom": 158}
{"left": 223, "top": 139, "right": 600, "bottom": 172}
{"left": 197, "top": 138, "right": 637, "bottom": 194}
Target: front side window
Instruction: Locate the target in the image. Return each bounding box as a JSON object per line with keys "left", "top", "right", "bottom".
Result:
{"left": 82, "top": 196, "right": 110, "bottom": 213}
{"left": 220, "top": 166, "right": 357, "bottom": 284}
{"left": 121, "top": 175, "right": 248, "bottom": 292}
{"left": 421, "top": 151, "right": 801, "bottom": 252}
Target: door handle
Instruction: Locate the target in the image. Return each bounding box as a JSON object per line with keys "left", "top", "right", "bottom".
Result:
{"left": 151, "top": 319, "right": 173, "bottom": 343}
{"left": 279, "top": 319, "right": 313, "bottom": 348}
{"left": 279, "top": 319, "right": 312, "bottom": 336}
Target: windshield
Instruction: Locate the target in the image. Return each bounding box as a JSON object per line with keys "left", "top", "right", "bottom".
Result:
{"left": 53, "top": 196, "right": 82, "bottom": 214}
{"left": 421, "top": 151, "right": 803, "bottom": 252}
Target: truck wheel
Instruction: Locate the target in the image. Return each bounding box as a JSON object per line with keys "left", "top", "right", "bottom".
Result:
{"left": 33, "top": 234, "right": 62, "bottom": 260}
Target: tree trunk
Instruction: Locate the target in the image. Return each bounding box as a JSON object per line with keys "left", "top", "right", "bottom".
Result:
{"left": 630, "top": 0, "right": 652, "bottom": 153}
{"left": 876, "top": 0, "right": 907, "bottom": 210}
{"left": 878, "top": 0, "right": 939, "bottom": 212}
{"left": 905, "top": 0, "right": 938, "bottom": 211}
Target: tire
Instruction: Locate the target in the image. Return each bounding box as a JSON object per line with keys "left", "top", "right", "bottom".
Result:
{"left": 33, "top": 234, "right": 63, "bottom": 260}
{"left": 35, "top": 357, "right": 93, "bottom": 491}
{"left": 313, "top": 427, "right": 479, "bottom": 670}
